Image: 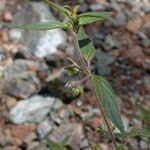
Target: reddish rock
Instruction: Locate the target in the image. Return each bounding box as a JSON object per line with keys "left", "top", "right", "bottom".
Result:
{"left": 27, "top": 63, "right": 38, "bottom": 72}
{"left": 126, "top": 17, "right": 142, "bottom": 33}
{"left": 126, "top": 46, "right": 145, "bottom": 66}
{"left": 143, "top": 14, "right": 150, "bottom": 28}
{"left": 73, "top": 107, "right": 82, "bottom": 116}
{"left": 85, "top": 117, "right": 101, "bottom": 129}
{"left": 10, "top": 124, "right": 36, "bottom": 140}
{"left": 3, "top": 11, "right": 12, "bottom": 22}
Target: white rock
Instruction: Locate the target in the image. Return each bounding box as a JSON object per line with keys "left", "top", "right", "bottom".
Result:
{"left": 35, "top": 29, "right": 66, "bottom": 58}
{"left": 9, "top": 2, "right": 67, "bottom": 58}
{"left": 9, "top": 95, "right": 55, "bottom": 124}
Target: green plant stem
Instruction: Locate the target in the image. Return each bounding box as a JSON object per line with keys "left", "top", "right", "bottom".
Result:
{"left": 70, "top": 31, "right": 88, "bottom": 73}
{"left": 71, "top": 30, "right": 118, "bottom": 149}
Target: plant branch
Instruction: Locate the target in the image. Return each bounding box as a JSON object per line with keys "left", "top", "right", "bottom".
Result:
{"left": 71, "top": 29, "right": 118, "bottom": 149}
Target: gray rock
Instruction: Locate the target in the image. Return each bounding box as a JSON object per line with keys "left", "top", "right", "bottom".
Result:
{"left": 0, "top": 0, "right": 6, "bottom": 14}
{"left": 8, "top": 78, "right": 37, "bottom": 99}
{"left": 23, "top": 132, "right": 37, "bottom": 145}
{"left": 114, "top": 11, "right": 127, "bottom": 26}
{"left": 0, "top": 80, "right": 4, "bottom": 97}
{"left": 137, "top": 32, "right": 150, "bottom": 47}
{"left": 27, "top": 142, "right": 49, "bottom": 150}
{"left": 4, "top": 59, "right": 48, "bottom": 80}
{"left": 0, "top": 46, "right": 6, "bottom": 62}
{"left": 0, "top": 133, "right": 13, "bottom": 147}
{"left": 78, "top": 2, "right": 88, "bottom": 13}
{"left": 9, "top": 95, "right": 55, "bottom": 124}
{"left": 37, "top": 119, "right": 53, "bottom": 139}
{"left": 3, "top": 59, "right": 49, "bottom": 98}
{"left": 89, "top": 4, "right": 105, "bottom": 11}
{"left": 49, "top": 124, "right": 83, "bottom": 150}
{"left": 52, "top": 98, "right": 63, "bottom": 110}
{"left": 96, "top": 50, "right": 116, "bottom": 75}
{"left": 143, "top": 76, "right": 150, "bottom": 93}
{"left": 9, "top": 2, "right": 67, "bottom": 58}
{"left": 103, "top": 35, "right": 118, "bottom": 51}
{"left": 79, "top": 138, "right": 89, "bottom": 149}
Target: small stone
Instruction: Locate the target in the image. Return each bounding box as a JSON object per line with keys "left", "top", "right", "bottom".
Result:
{"left": 100, "top": 143, "right": 109, "bottom": 150}
{"left": 2, "top": 145, "right": 18, "bottom": 150}
{"left": 81, "top": 112, "right": 94, "bottom": 121}
{"left": 9, "top": 30, "right": 23, "bottom": 41}
{"left": 0, "top": 0, "right": 6, "bottom": 13}
{"left": 96, "top": 50, "right": 116, "bottom": 75}
{"left": 37, "top": 119, "right": 53, "bottom": 139}
{"left": 0, "top": 80, "right": 4, "bottom": 97}
{"left": 143, "top": 14, "right": 150, "bottom": 28}
{"left": 9, "top": 95, "right": 55, "bottom": 124}
{"left": 78, "top": 2, "right": 88, "bottom": 12}
{"left": 137, "top": 32, "right": 150, "bottom": 47}
{"left": 27, "top": 141, "right": 39, "bottom": 150}
{"left": 140, "top": 140, "right": 148, "bottom": 150}
{"left": 79, "top": 138, "right": 89, "bottom": 148}
{"left": 3, "top": 11, "right": 12, "bottom": 22}
{"left": 27, "top": 142, "right": 49, "bottom": 150}
{"left": 90, "top": 4, "right": 104, "bottom": 11}
{"left": 6, "top": 96, "right": 17, "bottom": 108}
{"left": 0, "top": 132, "right": 14, "bottom": 146}
{"left": 115, "top": 11, "right": 127, "bottom": 26}
{"left": 85, "top": 117, "right": 101, "bottom": 129}
{"left": 10, "top": 124, "right": 36, "bottom": 140}
{"left": 143, "top": 76, "right": 150, "bottom": 93}
{"left": 127, "top": 16, "right": 142, "bottom": 33}
{"left": 126, "top": 45, "right": 144, "bottom": 66}
{"left": 23, "top": 132, "right": 37, "bottom": 145}
{"left": 52, "top": 98, "right": 63, "bottom": 110}
{"left": 8, "top": 78, "right": 37, "bottom": 99}
{"left": 54, "top": 117, "right": 62, "bottom": 125}
{"left": 49, "top": 124, "right": 83, "bottom": 150}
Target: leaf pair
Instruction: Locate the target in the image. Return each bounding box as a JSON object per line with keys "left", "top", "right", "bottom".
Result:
{"left": 4, "top": 0, "right": 112, "bottom": 31}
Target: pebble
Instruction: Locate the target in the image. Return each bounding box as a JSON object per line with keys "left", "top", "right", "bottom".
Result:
{"left": 9, "top": 95, "right": 55, "bottom": 124}
{"left": 49, "top": 124, "right": 83, "bottom": 150}
{"left": 37, "top": 119, "right": 53, "bottom": 139}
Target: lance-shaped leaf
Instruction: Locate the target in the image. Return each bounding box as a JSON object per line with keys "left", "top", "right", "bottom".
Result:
{"left": 6, "top": 21, "right": 66, "bottom": 30}
{"left": 92, "top": 75, "right": 125, "bottom": 135}
{"left": 128, "top": 127, "right": 150, "bottom": 138}
{"left": 45, "top": 0, "right": 70, "bottom": 16}
{"left": 79, "top": 11, "right": 112, "bottom": 25}
{"left": 46, "top": 138, "right": 60, "bottom": 150}
{"left": 77, "top": 27, "right": 96, "bottom": 61}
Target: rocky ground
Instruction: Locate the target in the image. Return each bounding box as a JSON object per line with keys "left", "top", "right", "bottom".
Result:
{"left": 0, "top": 0, "right": 150, "bottom": 150}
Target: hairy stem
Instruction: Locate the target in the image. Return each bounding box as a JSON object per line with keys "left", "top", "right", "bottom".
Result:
{"left": 71, "top": 30, "right": 118, "bottom": 148}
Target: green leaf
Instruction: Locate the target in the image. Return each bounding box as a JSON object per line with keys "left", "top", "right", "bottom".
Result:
{"left": 128, "top": 127, "right": 150, "bottom": 138}
{"left": 77, "top": 27, "right": 96, "bottom": 61}
{"left": 46, "top": 138, "right": 60, "bottom": 150}
{"left": 79, "top": 11, "right": 112, "bottom": 25}
{"left": 115, "top": 144, "right": 125, "bottom": 150}
{"left": 92, "top": 75, "right": 125, "bottom": 135}
{"left": 64, "top": 66, "right": 79, "bottom": 75}
{"left": 45, "top": 0, "right": 70, "bottom": 16}
{"left": 6, "top": 21, "right": 66, "bottom": 30}
{"left": 60, "top": 136, "right": 70, "bottom": 146}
